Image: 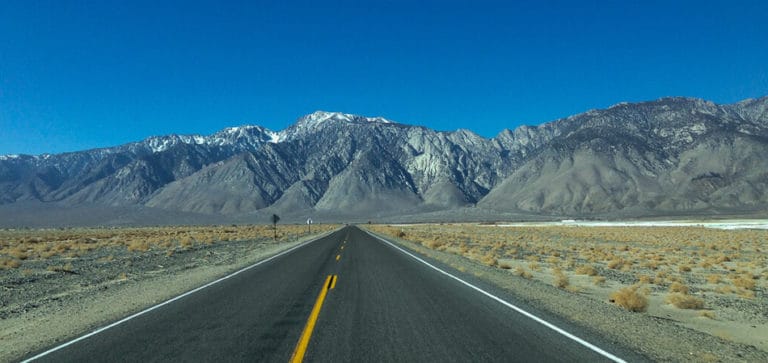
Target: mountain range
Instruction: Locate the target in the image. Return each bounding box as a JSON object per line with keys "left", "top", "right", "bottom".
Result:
{"left": 1, "top": 96, "right": 767, "bottom": 226}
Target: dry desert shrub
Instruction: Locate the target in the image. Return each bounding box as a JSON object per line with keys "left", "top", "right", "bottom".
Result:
{"left": 180, "top": 237, "right": 193, "bottom": 249}
{"left": 610, "top": 285, "right": 648, "bottom": 312}
{"left": 593, "top": 276, "right": 607, "bottom": 285}
{"left": 730, "top": 274, "right": 756, "bottom": 290}
{"left": 481, "top": 253, "right": 498, "bottom": 267}
{"left": 498, "top": 262, "right": 512, "bottom": 269}
{"left": 575, "top": 264, "right": 598, "bottom": 276}
{"left": 669, "top": 282, "right": 689, "bottom": 294}
{"left": 666, "top": 293, "right": 704, "bottom": 309}
{"left": 607, "top": 258, "right": 624, "bottom": 270}
{"left": 738, "top": 289, "right": 756, "bottom": 299}
{"left": 0, "top": 257, "right": 21, "bottom": 269}
{"left": 715, "top": 285, "right": 735, "bottom": 294}
{"left": 47, "top": 263, "right": 74, "bottom": 273}
{"left": 367, "top": 223, "right": 768, "bottom": 306}
{"left": 9, "top": 247, "right": 29, "bottom": 260}
{"left": 705, "top": 274, "right": 721, "bottom": 284}
{"left": 636, "top": 274, "right": 652, "bottom": 284}
{"left": 514, "top": 266, "right": 533, "bottom": 279}
{"left": 553, "top": 269, "right": 569, "bottom": 289}
{"left": 698, "top": 310, "right": 716, "bottom": 319}
{"left": 424, "top": 239, "right": 445, "bottom": 249}
{"left": 525, "top": 255, "right": 540, "bottom": 262}
{"left": 127, "top": 240, "right": 150, "bottom": 252}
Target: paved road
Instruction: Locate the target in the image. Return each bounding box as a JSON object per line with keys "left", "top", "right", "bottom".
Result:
{"left": 26, "top": 226, "right": 640, "bottom": 362}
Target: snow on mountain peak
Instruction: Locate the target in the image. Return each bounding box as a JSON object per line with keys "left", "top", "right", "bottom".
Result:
{"left": 267, "top": 130, "right": 281, "bottom": 143}
{"left": 0, "top": 154, "right": 21, "bottom": 160}
{"left": 145, "top": 134, "right": 208, "bottom": 153}
{"left": 298, "top": 111, "right": 354, "bottom": 128}
{"left": 275, "top": 111, "right": 394, "bottom": 141}
{"left": 219, "top": 125, "right": 267, "bottom": 135}
{"left": 293, "top": 111, "right": 392, "bottom": 130}
{"left": 138, "top": 125, "right": 277, "bottom": 153}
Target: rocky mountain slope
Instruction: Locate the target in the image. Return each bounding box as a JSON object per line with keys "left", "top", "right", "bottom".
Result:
{"left": 1, "top": 97, "right": 767, "bottom": 224}
{"left": 479, "top": 97, "right": 768, "bottom": 215}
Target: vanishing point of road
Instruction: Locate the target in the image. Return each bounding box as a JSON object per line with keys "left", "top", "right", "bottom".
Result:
{"left": 24, "top": 226, "right": 645, "bottom": 362}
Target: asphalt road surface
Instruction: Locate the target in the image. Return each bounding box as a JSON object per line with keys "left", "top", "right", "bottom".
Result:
{"left": 25, "top": 226, "right": 641, "bottom": 362}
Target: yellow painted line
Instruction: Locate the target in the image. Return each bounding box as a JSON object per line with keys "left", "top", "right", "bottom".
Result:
{"left": 330, "top": 274, "right": 337, "bottom": 289}
{"left": 290, "top": 275, "right": 334, "bottom": 363}
{"left": 336, "top": 254, "right": 341, "bottom": 261}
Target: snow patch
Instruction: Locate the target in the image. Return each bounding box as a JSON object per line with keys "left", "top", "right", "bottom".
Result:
{"left": 301, "top": 111, "right": 393, "bottom": 127}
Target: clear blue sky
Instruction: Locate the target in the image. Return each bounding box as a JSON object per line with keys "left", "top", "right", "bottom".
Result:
{"left": 1, "top": 0, "right": 767, "bottom": 155}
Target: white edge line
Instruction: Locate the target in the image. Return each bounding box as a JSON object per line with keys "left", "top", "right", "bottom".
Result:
{"left": 365, "top": 230, "right": 627, "bottom": 363}
{"left": 22, "top": 230, "right": 337, "bottom": 363}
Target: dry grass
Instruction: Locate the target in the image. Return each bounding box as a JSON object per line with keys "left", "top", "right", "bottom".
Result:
{"left": 610, "top": 285, "right": 648, "bottom": 312}
{"left": 705, "top": 274, "right": 721, "bottom": 284}
{"left": 514, "top": 266, "right": 533, "bottom": 279}
{"left": 47, "top": 263, "right": 74, "bottom": 273}
{"left": 575, "top": 264, "right": 598, "bottom": 276}
{"left": 666, "top": 293, "right": 705, "bottom": 309}
{"left": 368, "top": 223, "right": 767, "bottom": 310}
{"left": 637, "top": 274, "right": 652, "bottom": 284}
{"left": 731, "top": 274, "right": 756, "bottom": 290}
{"left": 480, "top": 253, "right": 498, "bottom": 267}
{"left": 669, "top": 282, "right": 689, "bottom": 294}
{"left": 127, "top": 240, "right": 150, "bottom": 252}
{"left": 0, "top": 257, "right": 22, "bottom": 269}
{"left": 0, "top": 224, "right": 338, "bottom": 263}
{"left": 553, "top": 269, "right": 569, "bottom": 288}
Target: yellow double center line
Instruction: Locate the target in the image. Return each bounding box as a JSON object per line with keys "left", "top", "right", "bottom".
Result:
{"left": 290, "top": 274, "right": 338, "bottom": 363}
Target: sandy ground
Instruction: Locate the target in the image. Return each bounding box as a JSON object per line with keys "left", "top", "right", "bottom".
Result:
{"left": 367, "top": 224, "right": 768, "bottom": 362}
{"left": 0, "top": 229, "right": 334, "bottom": 362}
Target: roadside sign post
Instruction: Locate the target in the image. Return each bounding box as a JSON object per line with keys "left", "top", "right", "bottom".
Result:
{"left": 272, "top": 214, "right": 280, "bottom": 240}
{"left": 307, "top": 218, "right": 313, "bottom": 233}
